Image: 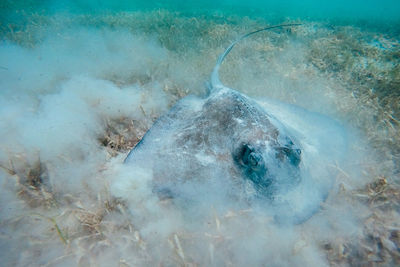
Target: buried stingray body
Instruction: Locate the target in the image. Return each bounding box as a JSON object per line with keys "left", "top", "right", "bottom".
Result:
{"left": 125, "top": 25, "right": 346, "bottom": 223}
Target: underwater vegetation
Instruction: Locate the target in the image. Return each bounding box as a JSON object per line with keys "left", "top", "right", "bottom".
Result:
{"left": 0, "top": 7, "right": 400, "bottom": 267}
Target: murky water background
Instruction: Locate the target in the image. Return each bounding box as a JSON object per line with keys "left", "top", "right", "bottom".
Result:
{"left": 0, "top": 1, "right": 399, "bottom": 266}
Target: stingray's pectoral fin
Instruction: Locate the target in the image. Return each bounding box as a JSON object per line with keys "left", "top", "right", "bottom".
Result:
{"left": 273, "top": 197, "right": 324, "bottom": 225}
{"left": 152, "top": 186, "right": 175, "bottom": 201}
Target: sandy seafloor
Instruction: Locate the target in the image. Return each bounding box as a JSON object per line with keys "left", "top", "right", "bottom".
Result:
{"left": 0, "top": 2, "right": 400, "bottom": 266}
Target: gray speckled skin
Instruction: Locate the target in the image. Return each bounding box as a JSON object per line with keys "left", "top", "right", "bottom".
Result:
{"left": 125, "top": 87, "right": 303, "bottom": 202}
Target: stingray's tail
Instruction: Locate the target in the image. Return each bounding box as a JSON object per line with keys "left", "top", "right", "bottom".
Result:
{"left": 211, "top": 23, "right": 302, "bottom": 90}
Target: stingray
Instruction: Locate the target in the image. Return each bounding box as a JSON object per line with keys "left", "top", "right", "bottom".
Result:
{"left": 124, "top": 24, "right": 347, "bottom": 224}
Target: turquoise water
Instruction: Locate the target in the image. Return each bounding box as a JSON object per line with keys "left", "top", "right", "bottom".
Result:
{"left": 3, "top": 0, "right": 400, "bottom": 19}
{"left": 2, "top": 1, "right": 400, "bottom": 28}
{"left": 1, "top": 1, "right": 400, "bottom": 266}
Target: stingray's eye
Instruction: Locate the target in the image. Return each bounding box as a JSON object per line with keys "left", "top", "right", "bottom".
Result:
{"left": 235, "top": 143, "right": 253, "bottom": 166}
{"left": 248, "top": 152, "right": 262, "bottom": 168}
{"left": 276, "top": 147, "right": 301, "bottom": 166}
{"left": 290, "top": 149, "right": 301, "bottom": 166}
{"left": 234, "top": 144, "right": 265, "bottom": 171}
{"left": 233, "top": 143, "right": 269, "bottom": 191}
